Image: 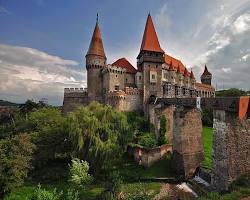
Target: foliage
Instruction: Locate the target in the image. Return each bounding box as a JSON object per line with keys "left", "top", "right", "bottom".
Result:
{"left": 202, "top": 108, "right": 213, "bottom": 127}
{"left": 216, "top": 88, "right": 248, "bottom": 97}
{"left": 137, "top": 132, "right": 157, "bottom": 149}
{"left": 30, "top": 184, "right": 63, "bottom": 200}
{"left": 158, "top": 115, "right": 167, "bottom": 145}
{"left": 69, "top": 158, "right": 93, "bottom": 189}
{"left": 67, "top": 102, "right": 133, "bottom": 174}
{"left": 0, "top": 133, "right": 35, "bottom": 198}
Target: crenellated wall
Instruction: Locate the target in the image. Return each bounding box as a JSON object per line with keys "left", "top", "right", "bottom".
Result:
{"left": 62, "top": 88, "right": 88, "bottom": 114}
{"left": 106, "top": 87, "right": 143, "bottom": 111}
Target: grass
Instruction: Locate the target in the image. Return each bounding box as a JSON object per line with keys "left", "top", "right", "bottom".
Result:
{"left": 202, "top": 126, "right": 213, "bottom": 169}
{"left": 117, "top": 153, "right": 174, "bottom": 181}
{"left": 121, "top": 182, "right": 161, "bottom": 196}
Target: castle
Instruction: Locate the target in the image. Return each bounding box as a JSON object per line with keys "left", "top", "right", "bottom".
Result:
{"left": 63, "top": 14, "right": 215, "bottom": 114}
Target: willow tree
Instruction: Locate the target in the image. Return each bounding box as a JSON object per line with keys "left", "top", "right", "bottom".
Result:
{"left": 67, "top": 102, "right": 132, "bottom": 173}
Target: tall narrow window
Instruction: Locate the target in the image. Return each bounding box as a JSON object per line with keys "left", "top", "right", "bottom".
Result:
{"left": 115, "top": 85, "right": 119, "bottom": 90}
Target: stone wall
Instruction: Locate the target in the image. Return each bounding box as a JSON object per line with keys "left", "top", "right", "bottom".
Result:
{"left": 62, "top": 88, "right": 88, "bottom": 114}
{"left": 106, "top": 87, "right": 143, "bottom": 111}
{"left": 212, "top": 110, "right": 250, "bottom": 191}
{"left": 171, "top": 108, "right": 204, "bottom": 179}
{"left": 128, "top": 144, "right": 173, "bottom": 168}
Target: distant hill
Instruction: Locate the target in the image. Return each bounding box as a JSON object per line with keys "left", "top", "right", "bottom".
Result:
{"left": 0, "top": 100, "right": 21, "bottom": 107}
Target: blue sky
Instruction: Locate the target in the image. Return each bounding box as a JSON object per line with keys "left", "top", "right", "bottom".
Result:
{"left": 0, "top": 0, "right": 250, "bottom": 105}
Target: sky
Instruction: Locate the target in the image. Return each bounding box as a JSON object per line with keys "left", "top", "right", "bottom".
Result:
{"left": 0, "top": 0, "right": 250, "bottom": 105}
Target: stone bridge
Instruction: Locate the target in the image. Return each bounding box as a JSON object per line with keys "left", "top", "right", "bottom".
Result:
{"left": 148, "top": 97, "right": 250, "bottom": 191}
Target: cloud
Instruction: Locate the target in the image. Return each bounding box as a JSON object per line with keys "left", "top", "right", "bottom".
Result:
{"left": 0, "top": 5, "right": 10, "bottom": 14}
{"left": 0, "top": 44, "right": 86, "bottom": 105}
{"left": 155, "top": 4, "right": 171, "bottom": 30}
{"left": 232, "top": 12, "right": 250, "bottom": 34}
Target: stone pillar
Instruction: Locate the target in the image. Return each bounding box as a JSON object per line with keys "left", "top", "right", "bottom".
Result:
{"left": 171, "top": 107, "right": 204, "bottom": 179}
{"left": 212, "top": 110, "right": 250, "bottom": 191}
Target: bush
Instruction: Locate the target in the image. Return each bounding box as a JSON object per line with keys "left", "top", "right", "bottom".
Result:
{"left": 0, "top": 133, "right": 35, "bottom": 198}
{"left": 138, "top": 132, "right": 157, "bottom": 149}
{"left": 202, "top": 109, "right": 213, "bottom": 127}
{"left": 125, "top": 186, "right": 154, "bottom": 200}
{"left": 69, "top": 158, "right": 93, "bottom": 190}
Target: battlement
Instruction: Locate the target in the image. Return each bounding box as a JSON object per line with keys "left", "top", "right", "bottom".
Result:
{"left": 124, "top": 87, "right": 142, "bottom": 95}
{"left": 107, "top": 90, "right": 126, "bottom": 99}
{"left": 102, "top": 64, "right": 126, "bottom": 74}
{"left": 64, "top": 88, "right": 87, "bottom": 93}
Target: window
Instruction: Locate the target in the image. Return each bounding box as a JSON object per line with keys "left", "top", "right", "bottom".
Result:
{"left": 115, "top": 85, "right": 119, "bottom": 90}
{"left": 152, "top": 74, "right": 156, "bottom": 79}
{"left": 164, "top": 73, "right": 167, "bottom": 79}
{"left": 139, "top": 76, "right": 141, "bottom": 80}
{"left": 126, "top": 78, "right": 128, "bottom": 83}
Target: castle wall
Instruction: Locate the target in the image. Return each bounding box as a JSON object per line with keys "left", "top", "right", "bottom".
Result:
{"left": 106, "top": 87, "right": 143, "bottom": 111}
{"left": 171, "top": 108, "right": 204, "bottom": 179}
{"left": 212, "top": 110, "right": 250, "bottom": 191}
{"left": 102, "top": 66, "right": 125, "bottom": 92}
{"left": 125, "top": 73, "right": 135, "bottom": 87}
{"left": 62, "top": 88, "right": 88, "bottom": 114}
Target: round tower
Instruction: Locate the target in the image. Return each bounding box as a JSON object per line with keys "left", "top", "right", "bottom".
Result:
{"left": 201, "top": 65, "right": 212, "bottom": 85}
{"left": 85, "top": 15, "right": 106, "bottom": 103}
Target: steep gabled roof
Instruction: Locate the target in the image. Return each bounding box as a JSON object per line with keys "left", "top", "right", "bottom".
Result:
{"left": 190, "top": 70, "right": 195, "bottom": 79}
{"left": 140, "top": 14, "right": 164, "bottom": 53}
{"left": 164, "top": 54, "right": 190, "bottom": 76}
{"left": 112, "top": 57, "right": 137, "bottom": 74}
{"left": 202, "top": 65, "right": 212, "bottom": 76}
{"left": 86, "top": 21, "right": 106, "bottom": 58}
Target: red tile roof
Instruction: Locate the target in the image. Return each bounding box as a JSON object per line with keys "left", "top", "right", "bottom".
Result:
{"left": 86, "top": 21, "right": 106, "bottom": 58}
{"left": 140, "top": 14, "right": 164, "bottom": 53}
{"left": 164, "top": 54, "right": 190, "bottom": 76}
{"left": 190, "top": 70, "right": 195, "bottom": 79}
{"left": 112, "top": 57, "right": 137, "bottom": 74}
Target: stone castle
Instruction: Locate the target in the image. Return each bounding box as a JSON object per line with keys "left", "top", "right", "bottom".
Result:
{"left": 63, "top": 14, "right": 215, "bottom": 113}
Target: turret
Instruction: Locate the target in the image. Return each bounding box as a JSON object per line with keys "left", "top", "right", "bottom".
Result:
{"left": 137, "top": 14, "right": 165, "bottom": 109}
{"left": 201, "top": 65, "right": 212, "bottom": 85}
{"left": 86, "top": 14, "right": 106, "bottom": 103}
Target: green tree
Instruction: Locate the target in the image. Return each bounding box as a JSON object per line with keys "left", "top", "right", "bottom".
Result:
{"left": 67, "top": 102, "right": 132, "bottom": 174}
{"left": 158, "top": 116, "right": 167, "bottom": 145}
{"left": 0, "top": 133, "right": 35, "bottom": 198}
{"left": 69, "top": 158, "right": 93, "bottom": 190}
{"left": 216, "top": 88, "right": 247, "bottom": 97}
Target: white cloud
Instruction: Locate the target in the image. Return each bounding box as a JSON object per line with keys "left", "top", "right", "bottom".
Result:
{"left": 221, "top": 67, "right": 231, "bottom": 73}
{"left": 241, "top": 53, "right": 250, "bottom": 61}
{"left": 232, "top": 12, "right": 250, "bottom": 34}
{"left": 155, "top": 4, "right": 171, "bottom": 30}
{"left": 0, "top": 6, "right": 10, "bottom": 14}
{"left": 0, "top": 44, "right": 86, "bottom": 105}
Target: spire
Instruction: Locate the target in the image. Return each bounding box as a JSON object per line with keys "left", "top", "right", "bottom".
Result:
{"left": 86, "top": 15, "right": 106, "bottom": 58}
{"left": 202, "top": 64, "right": 211, "bottom": 76}
{"left": 140, "top": 14, "right": 164, "bottom": 53}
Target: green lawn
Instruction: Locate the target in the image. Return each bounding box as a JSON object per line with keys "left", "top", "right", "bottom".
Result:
{"left": 202, "top": 126, "right": 213, "bottom": 169}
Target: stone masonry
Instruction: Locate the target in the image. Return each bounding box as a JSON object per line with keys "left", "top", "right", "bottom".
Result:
{"left": 212, "top": 110, "right": 250, "bottom": 191}
{"left": 171, "top": 108, "right": 204, "bottom": 179}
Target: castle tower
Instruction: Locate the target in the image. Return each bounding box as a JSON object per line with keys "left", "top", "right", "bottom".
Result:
{"left": 86, "top": 14, "right": 106, "bottom": 103}
{"left": 201, "top": 65, "right": 212, "bottom": 85}
{"left": 137, "top": 14, "right": 165, "bottom": 111}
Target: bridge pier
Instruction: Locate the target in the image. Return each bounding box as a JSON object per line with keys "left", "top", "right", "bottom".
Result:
{"left": 212, "top": 110, "right": 250, "bottom": 191}
{"left": 171, "top": 107, "right": 204, "bottom": 179}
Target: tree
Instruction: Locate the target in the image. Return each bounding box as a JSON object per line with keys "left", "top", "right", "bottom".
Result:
{"left": 67, "top": 102, "right": 133, "bottom": 174}
{"left": 216, "top": 88, "right": 247, "bottom": 97}
{"left": 158, "top": 115, "right": 167, "bottom": 145}
{"left": 0, "top": 133, "right": 35, "bottom": 198}
{"left": 69, "top": 158, "right": 93, "bottom": 190}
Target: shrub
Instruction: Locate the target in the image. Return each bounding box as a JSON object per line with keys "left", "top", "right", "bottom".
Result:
{"left": 125, "top": 187, "right": 154, "bottom": 200}
{"left": 30, "top": 184, "right": 62, "bottom": 200}
{"left": 138, "top": 132, "right": 157, "bottom": 149}
{"left": 0, "top": 133, "right": 35, "bottom": 198}
{"left": 69, "top": 158, "right": 93, "bottom": 189}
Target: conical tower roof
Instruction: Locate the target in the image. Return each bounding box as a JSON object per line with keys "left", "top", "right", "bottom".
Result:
{"left": 202, "top": 65, "right": 211, "bottom": 76}
{"left": 140, "top": 14, "right": 164, "bottom": 53}
{"left": 86, "top": 17, "right": 106, "bottom": 58}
